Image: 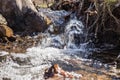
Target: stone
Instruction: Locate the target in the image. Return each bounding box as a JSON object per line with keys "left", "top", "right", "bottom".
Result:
{"left": 44, "top": 64, "right": 74, "bottom": 79}
{"left": 0, "top": 0, "right": 48, "bottom": 32}
{"left": 0, "top": 24, "right": 14, "bottom": 38}
{"left": 0, "top": 51, "right": 9, "bottom": 62}
{"left": 38, "top": 8, "right": 71, "bottom": 34}
{"left": 0, "top": 24, "right": 16, "bottom": 42}
{"left": 0, "top": 14, "right": 7, "bottom": 25}
{"left": 0, "top": 12, "right": 15, "bottom": 42}
{"left": 11, "top": 53, "right": 31, "bottom": 65}
{"left": 2, "top": 77, "right": 11, "bottom": 80}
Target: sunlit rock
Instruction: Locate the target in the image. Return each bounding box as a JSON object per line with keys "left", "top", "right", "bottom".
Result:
{"left": 0, "top": 25, "right": 13, "bottom": 37}
{"left": 0, "top": 24, "right": 15, "bottom": 42}
{"left": 0, "top": 14, "right": 7, "bottom": 25}
{"left": 0, "top": 14, "right": 15, "bottom": 42}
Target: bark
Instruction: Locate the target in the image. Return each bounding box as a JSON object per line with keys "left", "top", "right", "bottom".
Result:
{"left": 0, "top": 0, "right": 47, "bottom": 33}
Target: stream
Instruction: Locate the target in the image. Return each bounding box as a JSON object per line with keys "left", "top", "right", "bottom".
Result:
{"left": 0, "top": 9, "right": 120, "bottom": 80}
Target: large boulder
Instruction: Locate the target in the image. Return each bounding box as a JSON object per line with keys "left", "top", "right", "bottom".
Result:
{"left": 0, "top": 0, "right": 47, "bottom": 33}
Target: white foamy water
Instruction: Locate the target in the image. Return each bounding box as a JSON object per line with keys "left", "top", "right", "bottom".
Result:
{"left": 65, "top": 19, "right": 84, "bottom": 49}
{"left": 40, "top": 18, "right": 87, "bottom": 50}
{"left": 0, "top": 18, "right": 91, "bottom": 80}
{"left": 0, "top": 17, "right": 117, "bottom": 80}
{"left": 0, "top": 47, "right": 86, "bottom": 80}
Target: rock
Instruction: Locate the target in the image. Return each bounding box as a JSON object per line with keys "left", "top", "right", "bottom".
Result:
{"left": 11, "top": 53, "right": 31, "bottom": 65}
{"left": 0, "top": 14, "right": 7, "bottom": 25}
{"left": 24, "top": 10, "right": 47, "bottom": 32}
{"left": 38, "top": 8, "right": 71, "bottom": 34}
{"left": 2, "top": 77, "right": 11, "bottom": 80}
{"left": 38, "top": 12, "right": 52, "bottom": 25}
{"left": 0, "top": 25, "right": 13, "bottom": 37}
{"left": 0, "top": 13, "right": 15, "bottom": 41}
{"left": 0, "top": 51, "right": 9, "bottom": 62}
{"left": 0, "top": 0, "right": 48, "bottom": 32}
{"left": 44, "top": 64, "right": 74, "bottom": 79}
{"left": 38, "top": 8, "right": 70, "bottom": 26}
{"left": 44, "top": 15, "right": 52, "bottom": 25}
{"left": 0, "top": 24, "right": 16, "bottom": 42}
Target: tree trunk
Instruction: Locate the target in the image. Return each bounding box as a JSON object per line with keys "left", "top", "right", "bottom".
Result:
{"left": 0, "top": 0, "right": 47, "bottom": 33}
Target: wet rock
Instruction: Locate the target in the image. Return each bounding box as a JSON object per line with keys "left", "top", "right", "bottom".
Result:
{"left": 38, "top": 8, "right": 70, "bottom": 26}
{"left": 41, "top": 35, "right": 65, "bottom": 49}
{"left": 0, "top": 51, "right": 9, "bottom": 62}
{"left": 38, "top": 8, "right": 71, "bottom": 34}
{"left": 11, "top": 53, "right": 31, "bottom": 65}
{"left": 24, "top": 10, "right": 48, "bottom": 33}
{"left": 44, "top": 64, "right": 82, "bottom": 79}
{"left": 2, "top": 77, "right": 11, "bottom": 80}
{"left": 44, "top": 15, "right": 52, "bottom": 25}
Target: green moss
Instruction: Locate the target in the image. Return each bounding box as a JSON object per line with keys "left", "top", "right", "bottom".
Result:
{"left": 106, "top": 0, "right": 117, "bottom": 3}
{"left": 105, "top": 0, "right": 118, "bottom": 10}
{"left": 37, "top": 3, "right": 53, "bottom": 8}
{"left": 105, "top": 0, "right": 117, "bottom": 5}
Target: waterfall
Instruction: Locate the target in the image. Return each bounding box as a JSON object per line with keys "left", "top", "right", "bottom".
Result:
{"left": 40, "top": 18, "right": 90, "bottom": 50}
{"left": 0, "top": 9, "right": 118, "bottom": 80}
{"left": 0, "top": 13, "right": 90, "bottom": 80}
{"left": 65, "top": 19, "right": 85, "bottom": 49}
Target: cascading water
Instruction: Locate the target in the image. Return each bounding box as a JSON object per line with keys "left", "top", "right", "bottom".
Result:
{"left": 0, "top": 9, "right": 119, "bottom": 80}
{"left": 0, "top": 13, "right": 90, "bottom": 80}
{"left": 65, "top": 19, "right": 85, "bottom": 49}
{"left": 40, "top": 18, "right": 87, "bottom": 49}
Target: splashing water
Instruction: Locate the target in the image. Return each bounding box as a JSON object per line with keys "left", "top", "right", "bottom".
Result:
{"left": 0, "top": 16, "right": 91, "bottom": 80}
{"left": 0, "top": 10, "right": 118, "bottom": 80}
{"left": 65, "top": 19, "right": 85, "bottom": 49}
{"left": 40, "top": 18, "right": 89, "bottom": 50}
